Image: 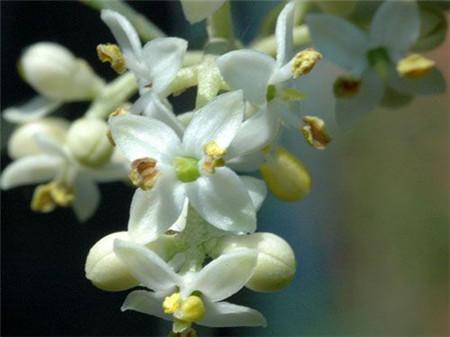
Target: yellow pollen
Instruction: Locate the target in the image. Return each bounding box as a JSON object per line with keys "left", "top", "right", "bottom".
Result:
{"left": 177, "top": 295, "right": 205, "bottom": 322}
{"left": 291, "top": 48, "right": 322, "bottom": 79}
{"left": 97, "top": 43, "right": 127, "bottom": 74}
{"left": 396, "top": 54, "right": 435, "bottom": 79}
{"left": 333, "top": 76, "right": 361, "bottom": 98}
{"left": 203, "top": 141, "right": 226, "bottom": 159}
{"left": 31, "top": 182, "right": 74, "bottom": 213}
{"left": 128, "top": 158, "right": 159, "bottom": 190}
{"left": 163, "top": 292, "right": 182, "bottom": 314}
{"left": 301, "top": 116, "right": 332, "bottom": 150}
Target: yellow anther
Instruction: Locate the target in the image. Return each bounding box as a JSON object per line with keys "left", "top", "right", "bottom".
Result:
{"left": 291, "top": 48, "right": 322, "bottom": 79}
{"left": 31, "top": 182, "right": 74, "bottom": 213}
{"left": 301, "top": 116, "right": 332, "bottom": 150}
{"left": 396, "top": 54, "right": 435, "bottom": 79}
{"left": 163, "top": 292, "right": 182, "bottom": 314}
{"left": 128, "top": 158, "right": 159, "bottom": 190}
{"left": 175, "top": 295, "right": 205, "bottom": 322}
{"left": 203, "top": 141, "right": 226, "bottom": 160}
{"left": 333, "top": 76, "right": 361, "bottom": 98}
{"left": 96, "top": 43, "right": 127, "bottom": 74}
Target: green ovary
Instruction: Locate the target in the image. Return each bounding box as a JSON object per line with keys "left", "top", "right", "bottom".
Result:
{"left": 174, "top": 156, "right": 200, "bottom": 183}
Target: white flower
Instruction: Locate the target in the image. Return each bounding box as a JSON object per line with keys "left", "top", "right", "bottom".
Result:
{"left": 179, "top": 0, "right": 226, "bottom": 24}
{"left": 110, "top": 91, "right": 270, "bottom": 243}
{"left": 114, "top": 239, "right": 267, "bottom": 332}
{"left": 1, "top": 120, "right": 127, "bottom": 221}
{"left": 306, "top": 0, "right": 446, "bottom": 126}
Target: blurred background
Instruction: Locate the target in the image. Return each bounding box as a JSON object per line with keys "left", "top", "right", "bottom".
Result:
{"left": 1, "top": 1, "right": 448, "bottom": 336}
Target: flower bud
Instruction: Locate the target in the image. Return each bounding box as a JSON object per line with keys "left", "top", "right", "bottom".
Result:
{"left": 66, "top": 118, "right": 114, "bottom": 168}
{"left": 85, "top": 231, "right": 177, "bottom": 292}
{"left": 8, "top": 118, "right": 69, "bottom": 159}
{"left": 215, "top": 232, "right": 296, "bottom": 292}
{"left": 20, "top": 42, "right": 104, "bottom": 101}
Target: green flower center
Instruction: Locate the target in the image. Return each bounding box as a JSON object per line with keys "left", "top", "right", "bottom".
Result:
{"left": 174, "top": 156, "right": 200, "bottom": 183}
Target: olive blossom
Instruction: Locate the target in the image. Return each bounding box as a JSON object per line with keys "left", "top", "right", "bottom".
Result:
{"left": 306, "top": 0, "right": 446, "bottom": 126}
{"left": 114, "top": 239, "right": 267, "bottom": 333}
{"left": 110, "top": 90, "right": 271, "bottom": 243}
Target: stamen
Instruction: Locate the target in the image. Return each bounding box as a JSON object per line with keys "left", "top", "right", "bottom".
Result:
{"left": 107, "top": 106, "right": 129, "bottom": 146}
{"left": 176, "top": 295, "right": 205, "bottom": 322}
{"left": 396, "top": 54, "right": 435, "bottom": 79}
{"left": 203, "top": 141, "right": 226, "bottom": 174}
{"left": 31, "top": 182, "right": 74, "bottom": 213}
{"left": 301, "top": 116, "right": 331, "bottom": 150}
{"left": 163, "top": 292, "right": 182, "bottom": 314}
{"left": 96, "top": 43, "right": 126, "bottom": 74}
{"left": 333, "top": 76, "right": 361, "bottom": 98}
{"left": 128, "top": 158, "right": 159, "bottom": 190}
{"left": 291, "top": 48, "right": 322, "bottom": 79}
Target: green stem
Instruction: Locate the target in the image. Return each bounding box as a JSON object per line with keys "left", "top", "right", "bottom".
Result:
{"left": 207, "top": 1, "right": 234, "bottom": 44}
{"left": 85, "top": 72, "right": 138, "bottom": 119}
{"left": 80, "top": 0, "right": 165, "bottom": 40}
{"left": 251, "top": 25, "right": 311, "bottom": 56}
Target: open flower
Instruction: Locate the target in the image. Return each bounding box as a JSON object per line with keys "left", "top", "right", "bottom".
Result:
{"left": 306, "top": 0, "right": 446, "bottom": 126}
{"left": 110, "top": 91, "right": 270, "bottom": 243}
{"left": 1, "top": 119, "right": 127, "bottom": 221}
{"left": 114, "top": 239, "right": 267, "bottom": 333}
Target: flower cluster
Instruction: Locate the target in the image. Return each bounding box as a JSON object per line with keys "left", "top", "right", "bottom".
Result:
{"left": 1, "top": 0, "right": 447, "bottom": 335}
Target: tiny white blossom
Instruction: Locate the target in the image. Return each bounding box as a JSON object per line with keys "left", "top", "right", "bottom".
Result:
{"left": 114, "top": 239, "right": 267, "bottom": 332}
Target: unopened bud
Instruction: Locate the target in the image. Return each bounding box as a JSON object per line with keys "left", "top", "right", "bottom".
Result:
{"left": 260, "top": 147, "right": 311, "bottom": 202}
{"left": 8, "top": 118, "right": 69, "bottom": 159}
{"left": 66, "top": 118, "right": 114, "bottom": 168}
{"left": 215, "top": 233, "right": 296, "bottom": 292}
{"left": 20, "top": 42, "right": 104, "bottom": 101}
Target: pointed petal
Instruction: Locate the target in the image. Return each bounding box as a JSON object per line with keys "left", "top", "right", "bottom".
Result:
{"left": 226, "top": 105, "right": 279, "bottom": 159}
{"left": 101, "top": 10, "right": 143, "bottom": 72}
{"left": 3, "top": 96, "right": 61, "bottom": 123}
{"left": 110, "top": 114, "right": 181, "bottom": 163}
{"left": 190, "top": 249, "right": 257, "bottom": 302}
{"left": 217, "top": 50, "right": 276, "bottom": 105}
{"left": 180, "top": 0, "right": 226, "bottom": 23}
{"left": 370, "top": 1, "right": 420, "bottom": 59}
{"left": 114, "top": 239, "right": 180, "bottom": 291}
{"left": 132, "top": 92, "right": 184, "bottom": 137}
{"left": 121, "top": 290, "right": 170, "bottom": 321}
{"left": 128, "top": 172, "right": 186, "bottom": 243}
{"left": 306, "top": 14, "right": 369, "bottom": 73}
{"left": 335, "top": 70, "right": 384, "bottom": 128}
{"left": 34, "top": 132, "right": 67, "bottom": 158}
{"left": 0, "top": 155, "right": 61, "bottom": 189}
{"left": 200, "top": 300, "right": 267, "bottom": 328}
{"left": 275, "top": 1, "right": 296, "bottom": 67}
{"left": 227, "top": 151, "right": 265, "bottom": 173}
{"left": 183, "top": 91, "right": 244, "bottom": 158}
{"left": 239, "top": 176, "right": 267, "bottom": 211}
{"left": 387, "top": 67, "right": 446, "bottom": 96}
{"left": 186, "top": 167, "right": 256, "bottom": 233}
{"left": 142, "top": 38, "right": 187, "bottom": 94}
{"left": 72, "top": 174, "right": 100, "bottom": 222}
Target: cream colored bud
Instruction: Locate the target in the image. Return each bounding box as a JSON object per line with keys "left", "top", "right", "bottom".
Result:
{"left": 85, "top": 231, "right": 177, "bottom": 292}
{"left": 8, "top": 118, "right": 69, "bottom": 159}
{"left": 215, "top": 233, "right": 296, "bottom": 292}
{"left": 66, "top": 118, "right": 114, "bottom": 168}
{"left": 20, "top": 42, "right": 104, "bottom": 101}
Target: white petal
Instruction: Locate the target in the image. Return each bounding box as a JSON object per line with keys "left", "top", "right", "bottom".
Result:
{"left": 34, "top": 133, "right": 67, "bottom": 158}
{"left": 72, "top": 174, "right": 100, "bottom": 222}
{"left": 180, "top": 0, "right": 226, "bottom": 23}
{"left": 275, "top": 1, "right": 296, "bottom": 67}
{"left": 114, "top": 239, "right": 180, "bottom": 291}
{"left": 182, "top": 91, "right": 244, "bottom": 158}
{"left": 226, "top": 105, "right": 279, "bottom": 159}
{"left": 239, "top": 176, "right": 267, "bottom": 211}
{"left": 200, "top": 300, "right": 267, "bottom": 328}
{"left": 370, "top": 1, "right": 420, "bottom": 58}
{"left": 227, "top": 151, "right": 265, "bottom": 173}
{"left": 101, "top": 10, "right": 143, "bottom": 74}
{"left": 132, "top": 92, "right": 184, "bottom": 137}
{"left": 190, "top": 249, "right": 257, "bottom": 302}
{"left": 217, "top": 50, "right": 276, "bottom": 105}
{"left": 387, "top": 67, "right": 446, "bottom": 96}
{"left": 85, "top": 162, "right": 128, "bottom": 182}
{"left": 3, "top": 96, "right": 61, "bottom": 123}
{"left": 306, "top": 14, "right": 369, "bottom": 73}
{"left": 142, "top": 38, "right": 188, "bottom": 94}
{"left": 0, "top": 155, "right": 61, "bottom": 189}
{"left": 110, "top": 114, "right": 181, "bottom": 163}
{"left": 121, "top": 290, "right": 170, "bottom": 321}
{"left": 186, "top": 167, "right": 256, "bottom": 233}
{"left": 168, "top": 198, "right": 189, "bottom": 232}
{"left": 128, "top": 172, "right": 186, "bottom": 244}
{"left": 335, "top": 70, "right": 384, "bottom": 128}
